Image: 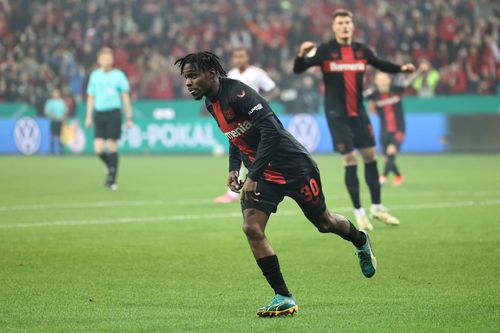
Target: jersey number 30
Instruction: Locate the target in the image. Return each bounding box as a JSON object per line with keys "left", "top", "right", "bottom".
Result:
{"left": 300, "top": 179, "right": 320, "bottom": 204}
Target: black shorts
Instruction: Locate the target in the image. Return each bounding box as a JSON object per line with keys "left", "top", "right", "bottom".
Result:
{"left": 380, "top": 130, "right": 405, "bottom": 152}
{"left": 241, "top": 166, "right": 327, "bottom": 220}
{"left": 50, "top": 121, "right": 63, "bottom": 137}
{"left": 326, "top": 114, "right": 375, "bottom": 154}
{"left": 94, "top": 109, "right": 122, "bottom": 140}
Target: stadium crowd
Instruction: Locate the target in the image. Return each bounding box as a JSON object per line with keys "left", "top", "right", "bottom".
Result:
{"left": 0, "top": 0, "right": 498, "bottom": 113}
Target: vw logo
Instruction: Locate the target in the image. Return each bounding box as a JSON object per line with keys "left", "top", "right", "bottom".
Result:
{"left": 287, "top": 114, "right": 320, "bottom": 152}
{"left": 13, "top": 117, "right": 41, "bottom": 155}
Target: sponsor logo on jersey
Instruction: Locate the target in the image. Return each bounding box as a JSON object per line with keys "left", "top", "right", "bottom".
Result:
{"left": 248, "top": 103, "right": 263, "bottom": 115}
{"left": 331, "top": 51, "right": 339, "bottom": 58}
{"left": 236, "top": 90, "right": 246, "bottom": 98}
{"left": 224, "top": 120, "right": 253, "bottom": 139}
{"left": 324, "top": 61, "right": 367, "bottom": 72}
{"left": 356, "top": 50, "right": 363, "bottom": 58}
{"left": 375, "top": 95, "right": 401, "bottom": 107}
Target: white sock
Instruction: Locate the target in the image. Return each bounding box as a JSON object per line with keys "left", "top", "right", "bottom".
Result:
{"left": 371, "top": 204, "right": 382, "bottom": 212}
{"left": 354, "top": 207, "right": 366, "bottom": 218}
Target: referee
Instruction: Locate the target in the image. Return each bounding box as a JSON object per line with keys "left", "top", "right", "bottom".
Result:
{"left": 85, "top": 47, "right": 133, "bottom": 190}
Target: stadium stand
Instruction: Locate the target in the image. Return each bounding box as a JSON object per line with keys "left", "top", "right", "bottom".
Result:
{"left": 0, "top": 0, "right": 498, "bottom": 111}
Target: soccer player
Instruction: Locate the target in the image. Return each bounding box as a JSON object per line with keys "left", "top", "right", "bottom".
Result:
{"left": 85, "top": 47, "right": 133, "bottom": 190}
{"left": 44, "top": 88, "right": 67, "bottom": 155}
{"left": 213, "top": 47, "right": 279, "bottom": 203}
{"left": 175, "top": 52, "right": 377, "bottom": 317}
{"left": 365, "top": 64, "right": 428, "bottom": 186}
{"left": 293, "top": 9, "right": 416, "bottom": 230}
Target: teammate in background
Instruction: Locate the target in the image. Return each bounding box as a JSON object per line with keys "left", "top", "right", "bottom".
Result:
{"left": 293, "top": 9, "right": 416, "bottom": 230}
{"left": 365, "top": 63, "right": 428, "bottom": 186}
{"left": 176, "top": 52, "right": 376, "bottom": 317}
{"left": 213, "top": 47, "right": 279, "bottom": 203}
{"left": 85, "top": 47, "right": 133, "bottom": 190}
{"left": 44, "top": 88, "right": 67, "bottom": 155}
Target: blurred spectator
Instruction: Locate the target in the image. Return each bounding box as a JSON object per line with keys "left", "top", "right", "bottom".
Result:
{"left": 412, "top": 60, "right": 441, "bottom": 98}
{"left": 0, "top": 0, "right": 497, "bottom": 114}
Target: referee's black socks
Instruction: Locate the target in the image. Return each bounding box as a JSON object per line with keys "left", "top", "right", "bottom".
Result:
{"left": 108, "top": 152, "right": 119, "bottom": 179}
{"left": 256, "top": 255, "right": 292, "bottom": 297}
{"left": 97, "top": 152, "right": 109, "bottom": 168}
{"left": 365, "top": 161, "right": 381, "bottom": 204}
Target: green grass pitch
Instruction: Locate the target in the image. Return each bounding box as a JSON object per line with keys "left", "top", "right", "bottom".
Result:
{"left": 0, "top": 154, "right": 499, "bottom": 332}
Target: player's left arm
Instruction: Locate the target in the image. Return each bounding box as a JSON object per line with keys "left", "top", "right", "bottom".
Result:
{"left": 228, "top": 143, "right": 243, "bottom": 193}
{"left": 119, "top": 71, "right": 133, "bottom": 128}
{"left": 402, "top": 62, "right": 429, "bottom": 87}
{"left": 365, "top": 46, "right": 415, "bottom": 73}
{"left": 363, "top": 88, "right": 377, "bottom": 114}
{"left": 228, "top": 142, "right": 242, "bottom": 173}
{"left": 121, "top": 93, "right": 133, "bottom": 128}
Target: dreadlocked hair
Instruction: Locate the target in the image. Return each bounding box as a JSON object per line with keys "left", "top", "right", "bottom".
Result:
{"left": 174, "top": 51, "right": 227, "bottom": 77}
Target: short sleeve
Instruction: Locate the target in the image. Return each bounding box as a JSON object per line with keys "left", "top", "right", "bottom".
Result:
{"left": 256, "top": 69, "right": 276, "bottom": 93}
{"left": 118, "top": 71, "right": 130, "bottom": 93}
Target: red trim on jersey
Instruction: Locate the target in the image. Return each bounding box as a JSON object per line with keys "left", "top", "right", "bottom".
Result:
{"left": 211, "top": 101, "right": 224, "bottom": 124}
{"left": 246, "top": 154, "right": 286, "bottom": 184}
{"left": 212, "top": 101, "right": 286, "bottom": 185}
{"left": 381, "top": 93, "right": 397, "bottom": 132}
{"left": 340, "top": 47, "right": 358, "bottom": 117}
{"left": 263, "top": 169, "right": 286, "bottom": 184}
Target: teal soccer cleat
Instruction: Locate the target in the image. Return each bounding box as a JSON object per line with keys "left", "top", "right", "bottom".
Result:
{"left": 256, "top": 294, "right": 298, "bottom": 317}
{"left": 356, "top": 230, "right": 377, "bottom": 278}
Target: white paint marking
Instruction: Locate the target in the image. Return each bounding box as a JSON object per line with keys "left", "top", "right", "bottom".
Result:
{"left": 0, "top": 190, "right": 497, "bottom": 212}
{"left": 0, "top": 200, "right": 498, "bottom": 229}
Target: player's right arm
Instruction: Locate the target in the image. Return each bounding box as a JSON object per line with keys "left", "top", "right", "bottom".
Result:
{"left": 293, "top": 41, "right": 322, "bottom": 74}
{"left": 85, "top": 95, "right": 94, "bottom": 128}
{"left": 228, "top": 143, "right": 242, "bottom": 193}
{"left": 85, "top": 72, "right": 95, "bottom": 128}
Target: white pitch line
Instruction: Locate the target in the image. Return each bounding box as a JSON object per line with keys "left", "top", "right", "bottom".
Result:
{"left": 0, "top": 199, "right": 499, "bottom": 229}
{"left": 0, "top": 190, "right": 498, "bottom": 212}
{"left": 0, "top": 199, "right": 210, "bottom": 212}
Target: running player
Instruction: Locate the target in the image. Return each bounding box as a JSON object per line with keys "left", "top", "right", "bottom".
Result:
{"left": 365, "top": 63, "right": 428, "bottom": 186}
{"left": 213, "top": 47, "right": 279, "bottom": 203}
{"left": 85, "top": 47, "right": 133, "bottom": 190}
{"left": 293, "top": 9, "right": 415, "bottom": 230}
{"left": 175, "top": 52, "right": 376, "bottom": 317}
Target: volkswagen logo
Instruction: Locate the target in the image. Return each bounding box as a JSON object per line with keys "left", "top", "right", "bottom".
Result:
{"left": 13, "top": 117, "right": 41, "bottom": 155}
{"left": 287, "top": 114, "right": 320, "bottom": 152}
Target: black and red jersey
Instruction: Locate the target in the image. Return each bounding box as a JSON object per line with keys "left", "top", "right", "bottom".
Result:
{"left": 205, "top": 78, "right": 315, "bottom": 184}
{"left": 366, "top": 84, "right": 406, "bottom": 133}
{"left": 293, "top": 39, "right": 402, "bottom": 118}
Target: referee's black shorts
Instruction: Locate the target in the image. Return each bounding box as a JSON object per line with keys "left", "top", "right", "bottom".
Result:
{"left": 50, "top": 121, "right": 63, "bottom": 137}
{"left": 94, "top": 109, "right": 122, "bottom": 140}
{"left": 326, "top": 114, "right": 376, "bottom": 154}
